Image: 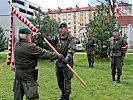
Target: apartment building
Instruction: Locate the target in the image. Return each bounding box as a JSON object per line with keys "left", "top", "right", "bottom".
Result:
{"left": 12, "top": 0, "right": 41, "bottom": 18}
{"left": 0, "top": 0, "right": 40, "bottom": 37}
{"left": 44, "top": 3, "right": 132, "bottom": 38}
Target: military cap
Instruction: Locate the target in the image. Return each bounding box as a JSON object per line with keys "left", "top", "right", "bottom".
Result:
{"left": 113, "top": 28, "right": 119, "bottom": 32}
{"left": 19, "top": 26, "right": 31, "bottom": 34}
{"left": 58, "top": 22, "right": 67, "bottom": 28}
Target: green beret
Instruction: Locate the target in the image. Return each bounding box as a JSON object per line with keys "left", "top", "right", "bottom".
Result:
{"left": 19, "top": 26, "right": 31, "bottom": 34}
{"left": 58, "top": 22, "right": 67, "bottom": 28}
{"left": 113, "top": 28, "right": 119, "bottom": 32}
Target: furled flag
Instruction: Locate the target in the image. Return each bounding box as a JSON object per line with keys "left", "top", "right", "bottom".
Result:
{"left": 6, "top": 3, "right": 38, "bottom": 69}
{"left": 115, "top": 0, "right": 120, "bottom": 19}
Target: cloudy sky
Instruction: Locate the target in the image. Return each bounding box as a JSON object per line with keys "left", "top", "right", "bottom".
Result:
{"left": 28, "top": 0, "right": 133, "bottom": 13}
{"left": 28, "top": 0, "right": 99, "bottom": 11}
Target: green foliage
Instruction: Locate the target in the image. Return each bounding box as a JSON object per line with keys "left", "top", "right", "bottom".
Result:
{"left": 28, "top": 8, "right": 58, "bottom": 48}
{"left": 87, "top": 4, "right": 116, "bottom": 57}
{"left": 0, "top": 54, "right": 133, "bottom": 99}
{"left": 0, "top": 27, "right": 8, "bottom": 52}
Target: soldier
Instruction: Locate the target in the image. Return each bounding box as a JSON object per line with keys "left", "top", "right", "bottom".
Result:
{"left": 13, "top": 26, "right": 63, "bottom": 100}
{"left": 108, "top": 28, "right": 127, "bottom": 83}
{"left": 50, "top": 22, "right": 77, "bottom": 100}
{"left": 85, "top": 31, "right": 96, "bottom": 68}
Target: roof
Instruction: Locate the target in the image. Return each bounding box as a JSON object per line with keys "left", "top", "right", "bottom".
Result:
{"left": 44, "top": 3, "right": 132, "bottom": 14}
{"left": 118, "top": 16, "right": 133, "bottom": 26}
{"left": 45, "top": 6, "right": 97, "bottom": 14}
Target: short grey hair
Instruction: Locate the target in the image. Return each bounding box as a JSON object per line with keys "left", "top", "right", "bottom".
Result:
{"left": 19, "top": 33, "right": 27, "bottom": 39}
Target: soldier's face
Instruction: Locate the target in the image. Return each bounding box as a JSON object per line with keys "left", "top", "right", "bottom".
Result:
{"left": 113, "top": 31, "right": 119, "bottom": 37}
{"left": 26, "top": 34, "right": 33, "bottom": 42}
{"left": 59, "top": 27, "right": 68, "bottom": 35}
{"left": 87, "top": 34, "right": 92, "bottom": 38}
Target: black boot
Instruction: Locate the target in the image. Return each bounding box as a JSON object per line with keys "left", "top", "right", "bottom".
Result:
{"left": 63, "top": 94, "right": 70, "bottom": 100}
{"left": 89, "top": 62, "right": 91, "bottom": 68}
{"left": 91, "top": 62, "right": 94, "bottom": 68}
{"left": 116, "top": 75, "right": 120, "bottom": 83}
{"left": 58, "top": 91, "right": 65, "bottom": 100}
{"left": 58, "top": 95, "right": 65, "bottom": 100}
{"left": 110, "top": 75, "right": 115, "bottom": 82}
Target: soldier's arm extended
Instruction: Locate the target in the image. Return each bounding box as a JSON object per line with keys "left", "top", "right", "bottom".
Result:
{"left": 29, "top": 43, "right": 58, "bottom": 60}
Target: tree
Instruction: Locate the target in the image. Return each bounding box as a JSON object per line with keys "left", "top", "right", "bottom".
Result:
{"left": 28, "top": 8, "right": 59, "bottom": 48}
{"left": 0, "top": 26, "right": 8, "bottom": 52}
{"left": 87, "top": 4, "right": 116, "bottom": 57}
{"left": 93, "top": 0, "right": 131, "bottom": 15}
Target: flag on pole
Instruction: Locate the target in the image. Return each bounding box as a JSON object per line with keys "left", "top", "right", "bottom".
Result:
{"left": 6, "top": 4, "right": 38, "bottom": 68}
{"left": 115, "top": 0, "right": 120, "bottom": 19}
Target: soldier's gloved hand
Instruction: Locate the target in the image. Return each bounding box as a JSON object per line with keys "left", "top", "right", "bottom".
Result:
{"left": 39, "top": 34, "right": 47, "bottom": 40}
{"left": 58, "top": 54, "right": 64, "bottom": 60}
{"left": 62, "top": 56, "right": 71, "bottom": 64}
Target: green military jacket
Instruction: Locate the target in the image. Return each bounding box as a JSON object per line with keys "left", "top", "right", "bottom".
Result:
{"left": 14, "top": 39, "right": 58, "bottom": 82}
{"left": 108, "top": 36, "right": 127, "bottom": 57}
{"left": 86, "top": 37, "right": 96, "bottom": 52}
{"left": 52, "top": 33, "right": 77, "bottom": 67}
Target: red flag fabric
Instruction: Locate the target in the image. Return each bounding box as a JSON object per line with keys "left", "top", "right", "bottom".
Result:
{"left": 115, "top": 0, "right": 120, "bottom": 19}
{"left": 6, "top": 5, "right": 38, "bottom": 68}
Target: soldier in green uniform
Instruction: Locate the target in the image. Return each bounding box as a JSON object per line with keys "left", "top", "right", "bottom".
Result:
{"left": 13, "top": 26, "right": 62, "bottom": 100}
{"left": 85, "top": 31, "right": 96, "bottom": 68}
{"left": 108, "top": 28, "right": 127, "bottom": 83}
{"left": 51, "top": 22, "right": 76, "bottom": 100}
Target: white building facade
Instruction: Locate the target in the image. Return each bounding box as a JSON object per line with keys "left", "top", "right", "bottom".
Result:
{"left": 0, "top": 0, "right": 40, "bottom": 38}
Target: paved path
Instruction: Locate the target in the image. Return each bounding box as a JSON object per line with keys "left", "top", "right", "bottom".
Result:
{"left": 75, "top": 52, "right": 133, "bottom": 55}
{"left": 0, "top": 51, "right": 133, "bottom": 55}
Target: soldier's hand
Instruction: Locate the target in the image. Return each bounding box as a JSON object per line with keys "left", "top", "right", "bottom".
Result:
{"left": 58, "top": 54, "right": 64, "bottom": 60}
{"left": 62, "top": 56, "right": 71, "bottom": 64}
{"left": 39, "top": 34, "right": 47, "bottom": 40}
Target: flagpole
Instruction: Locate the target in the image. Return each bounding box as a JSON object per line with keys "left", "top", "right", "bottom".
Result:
{"left": 115, "top": 0, "right": 120, "bottom": 28}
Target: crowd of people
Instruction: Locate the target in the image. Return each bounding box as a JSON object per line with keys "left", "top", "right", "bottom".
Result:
{"left": 12, "top": 22, "right": 128, "bottom": 100}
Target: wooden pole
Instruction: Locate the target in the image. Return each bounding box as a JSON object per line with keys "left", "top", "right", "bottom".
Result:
{"left": 43, "top": 37, "right": 86, "bottom": 86}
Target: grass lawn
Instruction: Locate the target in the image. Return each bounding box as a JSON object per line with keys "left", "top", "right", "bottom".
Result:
{"left": 0, "top": 54, "right": 133, "bottom": 100}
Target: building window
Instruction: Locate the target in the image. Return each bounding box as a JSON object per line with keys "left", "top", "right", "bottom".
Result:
{"left": 68, "top": 22, "right": 71, "bottom": 25}
{"left": 63, "top": 19, "right": 66, "bottom": 21}
{"left": 29, "top": 5, "right": 39, "bottom": 11}
{"left": 68, "top": 13, "right": 71, "bottom": 16}
{"left": 27, "top": 11, "right": 34, "bottom": 15}
{"left": 74, "top": 21, "right": 76, "bottom": 24}
{"left": 93, "top": 12, "right": 96, "bottom": 16}
{"left": 12, "top": 0, "right": 24, "bottom": 6}
{"left": 74, "top": 25, "right": 76, "bottom": 29}
{"left": 68, "top": 27, "right": 71, "bottom": 29}
{"left": 19, "top": 8, "right": 26, "bottom": 13}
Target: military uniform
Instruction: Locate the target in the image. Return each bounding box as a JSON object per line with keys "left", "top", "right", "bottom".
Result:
{"left": 13, "top": 26, "right": 58, "bottom": 100}
{"left": 86, "top": 33, "right": 96, "bottom": 68}
{"left": 52, "top": 23, "right": 76, "bottom": 100}
{"left": 108, "top": 28, "right": 127, "bottom": 83}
